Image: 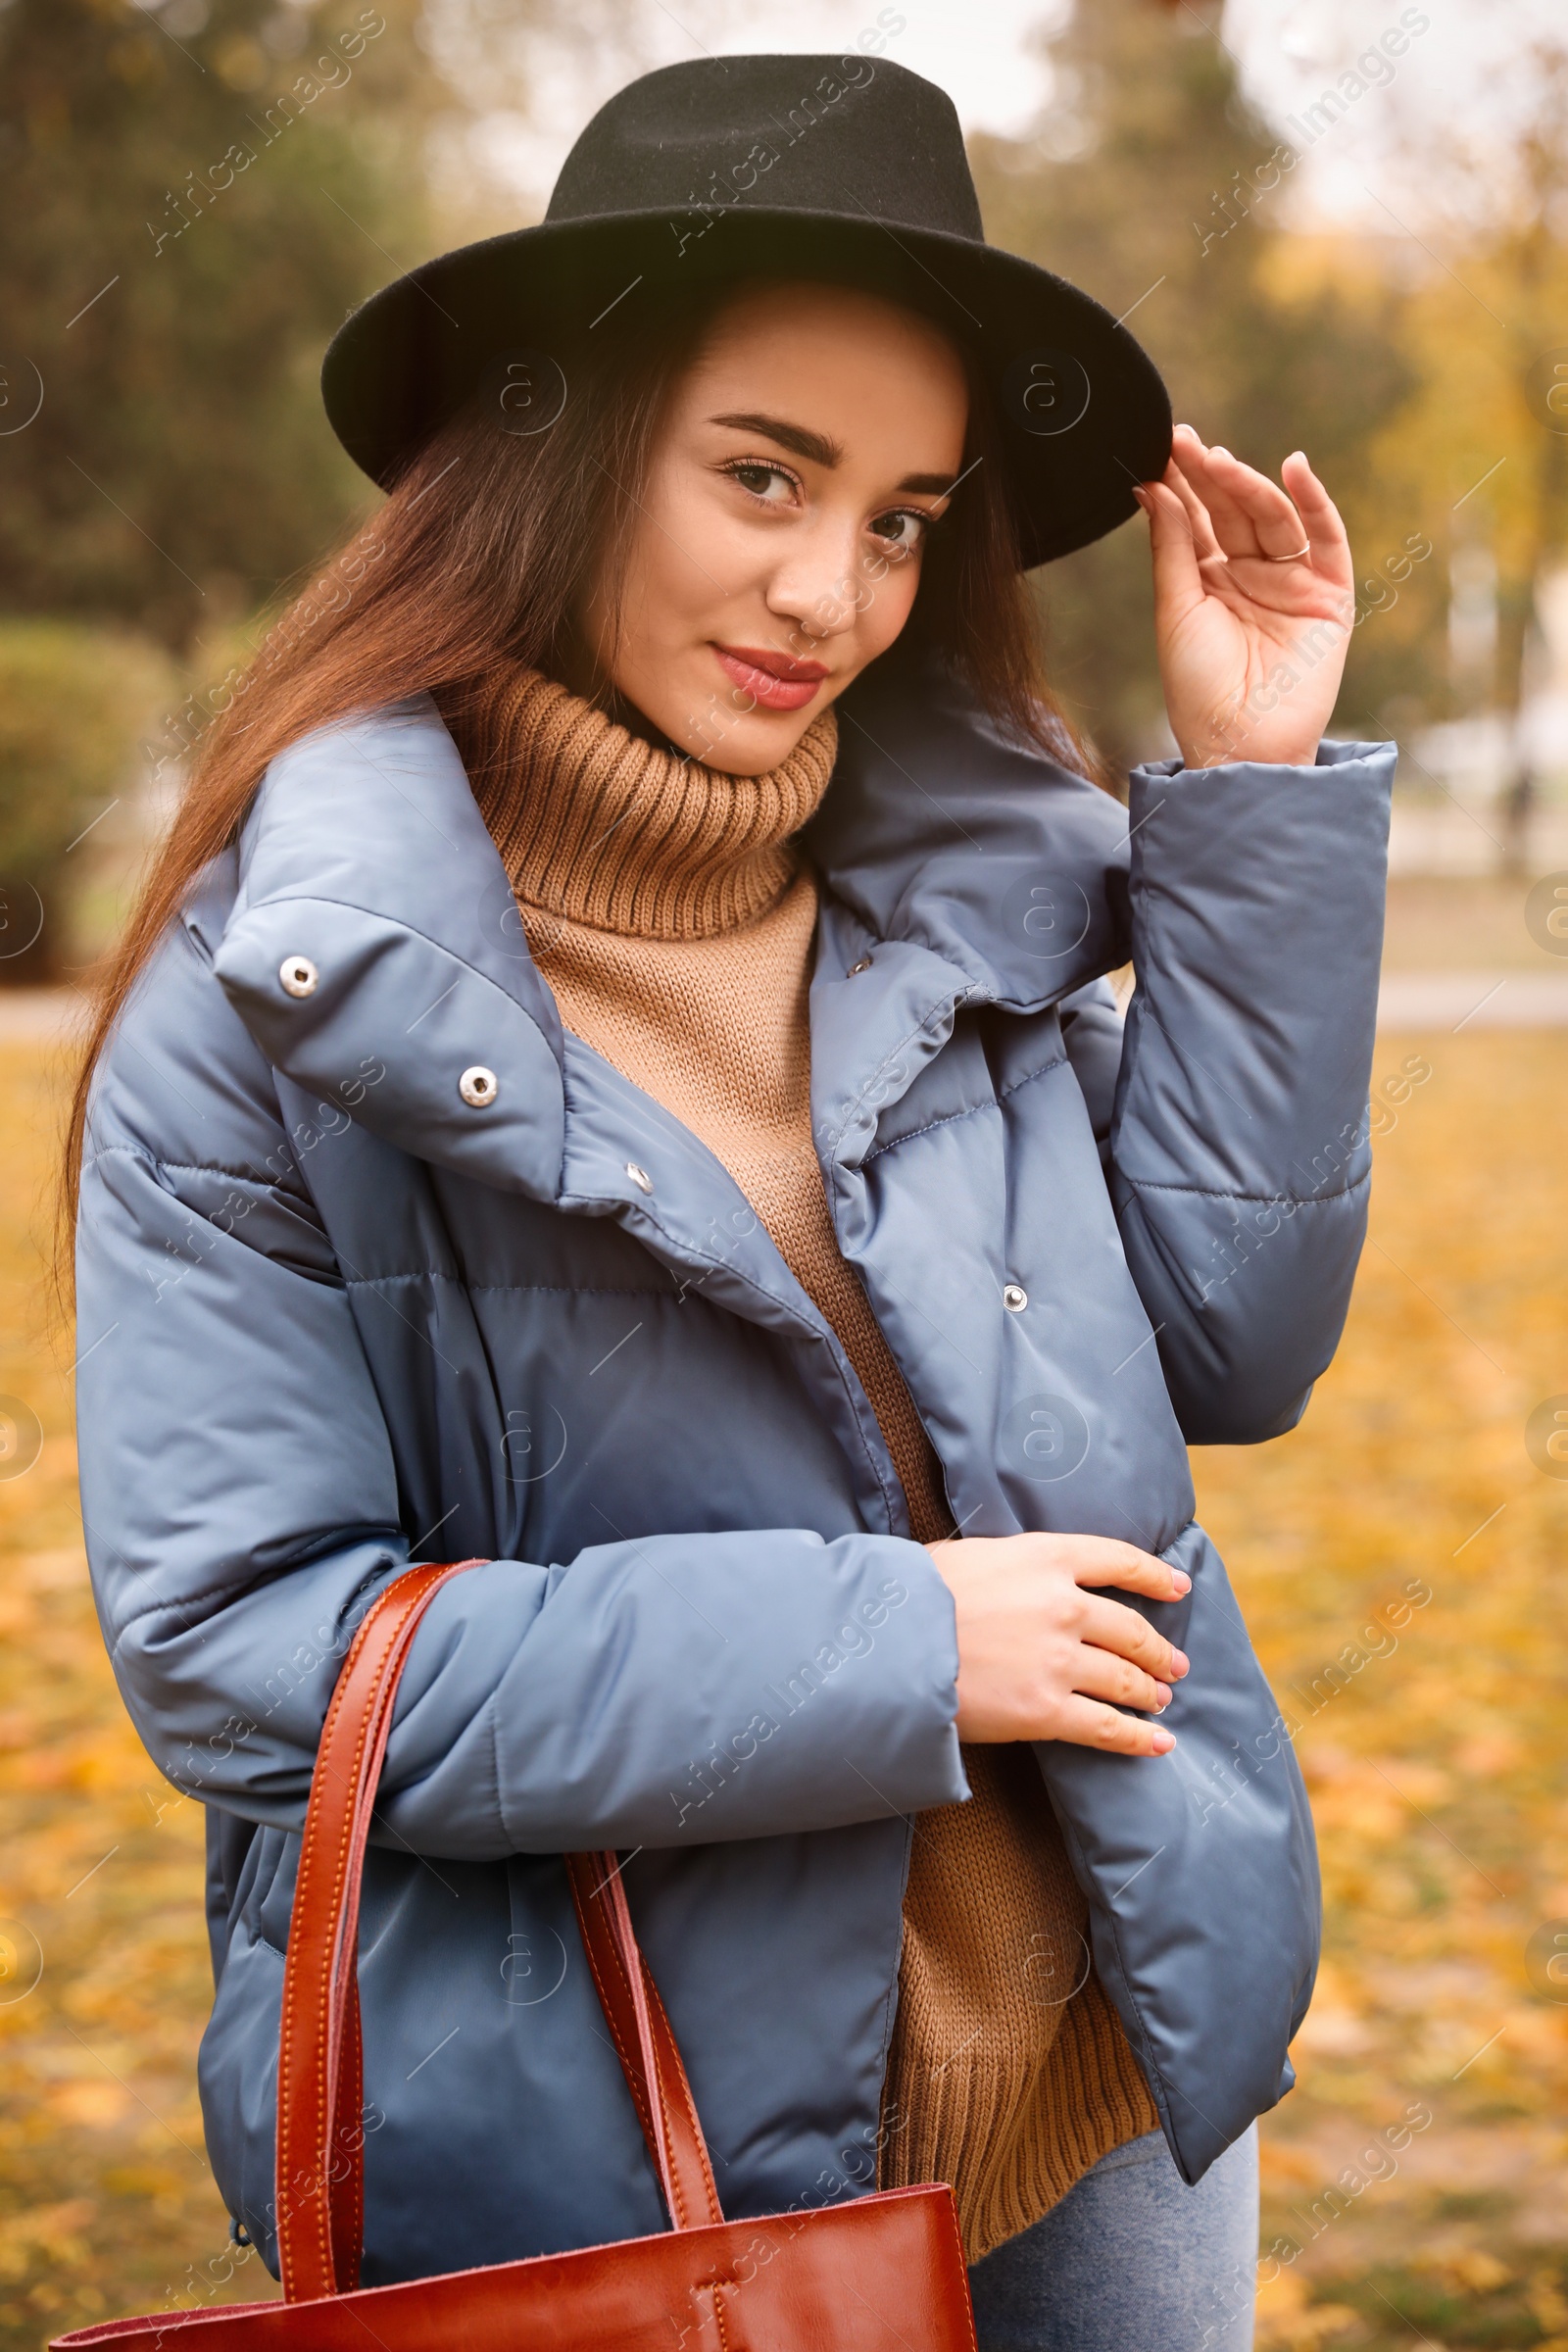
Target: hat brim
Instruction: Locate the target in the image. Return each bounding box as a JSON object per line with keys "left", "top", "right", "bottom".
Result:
{"left": 321, "top": 207, "right": 1171, "bottom": 570}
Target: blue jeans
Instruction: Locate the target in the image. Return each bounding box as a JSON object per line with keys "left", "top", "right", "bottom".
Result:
{"left": 967, "top": 2125, "right": 1259, "bottom": 2351}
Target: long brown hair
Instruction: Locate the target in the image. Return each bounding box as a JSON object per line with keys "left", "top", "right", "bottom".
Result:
{"left": 61, "top": 273, "right": 1095, "bottom": 1275}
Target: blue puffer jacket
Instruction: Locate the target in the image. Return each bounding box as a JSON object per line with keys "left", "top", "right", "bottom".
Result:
{"left": 75, "top": 662, "right": 1393, "bottom": 2284}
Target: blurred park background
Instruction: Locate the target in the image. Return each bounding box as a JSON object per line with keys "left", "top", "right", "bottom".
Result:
{"left": 2, "top": 0, "right": 1567, "bottom": 2341}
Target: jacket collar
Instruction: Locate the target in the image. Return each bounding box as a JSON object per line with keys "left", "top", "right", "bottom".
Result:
{"left": 224, "top": 692, "right": 564, "bottom": 1050}
{"left": 811, "top": 659, "right": 1130, "bottom": 1012}
{"left": 208, "top": 691, "right": 919, "bottom": 1531}
{"left": 211, "top": 668, "right": 1131, "bottom": 1211}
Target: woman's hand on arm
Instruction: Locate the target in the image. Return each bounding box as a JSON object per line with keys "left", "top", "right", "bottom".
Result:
{"left": 1134, "top": 422, "right": 1354, "bottom": 770}
{"left": 925, "top": 1534, "right": 1190, "bottom": 1757}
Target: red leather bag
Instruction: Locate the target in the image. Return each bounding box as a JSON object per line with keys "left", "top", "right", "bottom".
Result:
{"left": 53, "top": 1561, "right": 978, "bottom": 2350}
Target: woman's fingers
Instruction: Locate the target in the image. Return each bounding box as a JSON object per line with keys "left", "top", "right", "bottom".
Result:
{"left": 1281, "top": 449, "right": 1354, "bottom": 589}
{"left": 1133, "top": 478, "right": 1205, "bottom": 612}
{"left": 1227, "top": 460, "right": 1311, "bottom": 563}
{"left": 1076, "top": 1590, "right": 1188, "bottom": 1684}
{"left": 1053, "top": 1693, "right": 1176, "bottom": 1758}
{"left": 1170, "top": 424, "right": 1261, "bottom": 553}
{"left": 1171, "top": 423, "right": 1308, "bottom": 562}
{"left": 1060, "top": 1536, "right": 1191, "bottom": 1601}
{"left": 1159, "top": 453, "right": 1226, "bottom": 566}
{"left": 1069, "top": 1642, "right": 1172, "bottom": 1716}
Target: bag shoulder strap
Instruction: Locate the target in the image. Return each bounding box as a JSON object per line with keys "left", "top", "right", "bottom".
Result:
{"left": 275, "top": 1561, "right": 722, "bottom": 2304}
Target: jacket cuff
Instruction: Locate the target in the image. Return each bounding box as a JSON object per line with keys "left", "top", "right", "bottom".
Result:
{"left": 1133, "top": 737, "right": 1394, "bottom": 783}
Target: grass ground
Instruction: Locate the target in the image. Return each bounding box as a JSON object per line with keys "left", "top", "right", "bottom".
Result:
{"left": 0, "top": 980, "right": 1563, "bottom": 2343}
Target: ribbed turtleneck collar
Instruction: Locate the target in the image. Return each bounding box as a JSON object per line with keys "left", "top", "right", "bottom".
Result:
{"left": 437, "top": 664, "right": 839, "bottom": 942}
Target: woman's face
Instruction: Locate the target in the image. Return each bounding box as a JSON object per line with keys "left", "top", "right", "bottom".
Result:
{"left": 579, "top": 281, "right": 968, "bottom": 774}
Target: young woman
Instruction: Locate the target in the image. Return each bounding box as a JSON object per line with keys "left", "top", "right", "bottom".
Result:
{"left": 70, "top": 54, "right": 1393, "bottom": 2352}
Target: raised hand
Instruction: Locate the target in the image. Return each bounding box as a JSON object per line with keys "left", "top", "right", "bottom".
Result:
{"left": 1134, "top": 421, "right": 1354, "bottom": 771}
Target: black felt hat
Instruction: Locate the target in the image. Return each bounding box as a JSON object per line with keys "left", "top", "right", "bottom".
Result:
{"left": 320, "top": 54, "right": 1172, "bottom": 568}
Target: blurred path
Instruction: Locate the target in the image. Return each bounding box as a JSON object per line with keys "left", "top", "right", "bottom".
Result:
{"left": 1376, "top": 973, "right": 1568, "bottom": 1028}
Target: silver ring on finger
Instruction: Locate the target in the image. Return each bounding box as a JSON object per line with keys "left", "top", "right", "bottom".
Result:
{"left": 1264, "top": 542, "right": 1312, "bottom": 562}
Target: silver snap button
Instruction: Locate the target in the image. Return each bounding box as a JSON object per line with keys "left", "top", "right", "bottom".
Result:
{"left": 459, "top": 1065, "right": 498, "bottom": 1107}
{"left": 278, "top": 955, "right": 318, "bottom": 1000}
{"left": 1003, "top": 1283, "right": 1028, "bottom": 1313}
{"left": 847, "top": 956, "right": 873, "bottom": 976}
{"left": 625, "top": 1161, "right": 653, "bottom": 1195}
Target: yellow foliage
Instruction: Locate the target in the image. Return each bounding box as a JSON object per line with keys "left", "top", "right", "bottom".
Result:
{"left": 1256, "top": 2266, "right": 1361, "bottom": 2348}
{"left": 1409, "top": 2249, "right": 1514, "bottom": 2300}
{"left": 1531, "top": 2265, "right": 1568, "bottom": 2331}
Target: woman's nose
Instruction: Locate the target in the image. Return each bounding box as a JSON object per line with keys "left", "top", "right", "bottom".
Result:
{"left": 763, "top": 529, "right": 870, "bottom": 643}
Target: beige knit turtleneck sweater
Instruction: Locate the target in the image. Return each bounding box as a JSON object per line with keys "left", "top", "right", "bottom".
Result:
{"left": 435, "top": 664, "right": 1158, "bottom": 2263}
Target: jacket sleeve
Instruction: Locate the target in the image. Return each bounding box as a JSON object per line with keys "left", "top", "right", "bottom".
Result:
{"left": 74, "top": 931, "right": 964, "bottom": 1863}
{"left": 1104, "top": 741, "right": 1395, "bottom": 1444}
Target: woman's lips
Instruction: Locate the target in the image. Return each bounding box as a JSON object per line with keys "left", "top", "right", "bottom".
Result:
{"left": 712, "top": 644, "right": 827, "bottom": 713}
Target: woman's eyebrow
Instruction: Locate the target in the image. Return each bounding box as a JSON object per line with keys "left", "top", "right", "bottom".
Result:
{"left": 709, "top": 411, "right": 844, "bottom": 467}
{"left": 709, "top": 413, "right": 958, "bottom": 501}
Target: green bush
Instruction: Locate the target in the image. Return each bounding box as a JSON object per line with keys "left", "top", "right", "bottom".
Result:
{"left": 0, "top": 621, "right": 175, "bottom": 982}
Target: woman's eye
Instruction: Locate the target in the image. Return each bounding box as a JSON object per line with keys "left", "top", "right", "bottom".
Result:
{"left": 728, "top": 462, "right": 796, "bottom": 504}
{"left": 870, "top": 509, "right": 932, "bottom": 554}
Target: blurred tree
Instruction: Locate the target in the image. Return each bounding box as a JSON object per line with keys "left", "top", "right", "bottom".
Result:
{"left": 1365, "top": 36, "right": 1568, "bottom": 861}
{"left": 0, "top": 622, "right": 176, "bottom": 982}
{"left": 0, "top": 0, "right": 603, "bottom": 976}
{"left": 1488, "top": 44, "right": 1568, "bottom": 743}
{"left": 0, "top": 0, "right": 458, "bottom": 654}
{"left": 969, "top": 0, "right": 1417, "bottom": 780}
